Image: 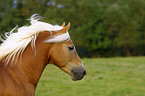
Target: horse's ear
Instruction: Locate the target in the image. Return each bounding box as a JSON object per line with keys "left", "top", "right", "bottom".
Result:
{"left": 60, "top": 22, "right": 70, "bottom": 33}
{"left": 61, "top": 22, "right": 65, "bottom": 27}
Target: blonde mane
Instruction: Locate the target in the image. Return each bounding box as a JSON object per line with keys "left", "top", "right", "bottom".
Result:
{"left": 0, "top": 14, "right": 70, "bottom": 65}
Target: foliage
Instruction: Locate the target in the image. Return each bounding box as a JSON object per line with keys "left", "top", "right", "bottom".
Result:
{"left": 0, "top": 0, "right": 145, "bottom": 57}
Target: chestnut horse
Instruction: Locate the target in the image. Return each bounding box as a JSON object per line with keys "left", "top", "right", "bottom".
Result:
{"left": 0, "top": 15, "right": 86, "bottom": 96}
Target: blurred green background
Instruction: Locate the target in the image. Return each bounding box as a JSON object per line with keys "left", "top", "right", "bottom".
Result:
{"left": 0, "top": 0, "right": 145, "bottom": 57}
{"left": 36, "top": 57, "right": 145, "bottom": 96}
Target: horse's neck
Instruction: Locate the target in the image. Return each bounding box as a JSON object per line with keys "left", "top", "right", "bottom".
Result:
{"left": 18, "top": 32, "right": 51, "bottom": 87}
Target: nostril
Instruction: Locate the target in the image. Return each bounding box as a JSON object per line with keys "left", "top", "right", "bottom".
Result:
{"left": 83, "top": 70, "right": 87, "bottom": 76}
{"left": 74, "top": 71, "right": 78, "bottom": 75}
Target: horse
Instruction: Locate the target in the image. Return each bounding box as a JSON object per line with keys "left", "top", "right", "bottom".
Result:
{"left": 0, "top": 14, "right": 86, "bottom": 96}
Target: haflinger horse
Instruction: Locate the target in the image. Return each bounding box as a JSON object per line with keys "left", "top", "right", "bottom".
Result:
{"left": 0, "top": 14, "right": 86, "bottom": 96}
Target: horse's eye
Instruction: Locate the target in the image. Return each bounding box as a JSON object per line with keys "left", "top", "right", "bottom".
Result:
{"left": 68, "top": 46, "right": 74, "bottom": 50}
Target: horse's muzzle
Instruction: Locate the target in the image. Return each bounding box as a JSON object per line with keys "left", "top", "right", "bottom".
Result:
{"left": 71, "top": 67, "right": 86, "bottom": 81}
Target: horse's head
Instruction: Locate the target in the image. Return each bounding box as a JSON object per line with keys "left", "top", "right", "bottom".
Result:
{"left": 47, "top": 23, "right": 86, "bottom": 81}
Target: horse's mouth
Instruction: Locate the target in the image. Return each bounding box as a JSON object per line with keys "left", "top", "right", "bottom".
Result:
{"left": 58, "top": 64, "right": 86, "bottom": 81}
{"left": 71, "top": 74, "right": 84, "bottom": 81}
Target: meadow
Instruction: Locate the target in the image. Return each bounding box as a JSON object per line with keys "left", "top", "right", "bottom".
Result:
{"left": 36, "top": 57, "right": 145, "bottom": 96}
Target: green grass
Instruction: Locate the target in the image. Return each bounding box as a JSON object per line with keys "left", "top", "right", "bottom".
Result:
{"left": 36, "top": 57, "right": 145, "bottom": 96}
